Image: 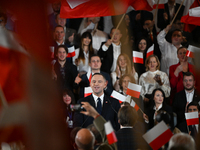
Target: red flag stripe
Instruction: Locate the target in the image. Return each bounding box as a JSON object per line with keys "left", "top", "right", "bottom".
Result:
{"left": 133, "top": 57, "right": 143, "bottom": 64}
{"left": 146, "top": 51, "right": 154, "bottom": 58}
{"left": 186, "top": 50, "right": 194, "bottom": 58}
{"left": 186, "top": 118, "right": 199, "bottom": 126}
{"left": 67, "top": 51, "right": 76, "bottom": 57}
{"left": 84, "top": 93, "right": 92, "bottom": 97}
{"left": 153, "top": 4, "right": 165, "bottom": 9}
{"left": 149, "top": 129, "right": 173, "bottom": 150}
{"left": 126, "top": 89, "right": 140, "bottom": 98}
{"left": 106, "top": 132, "right": 118, "bottom": 145}
{"left": 134, "top": 104, "right": 139, "bottom": 111}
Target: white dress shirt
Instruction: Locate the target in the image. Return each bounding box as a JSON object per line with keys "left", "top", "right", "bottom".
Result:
{"left": 185, "top": 89, "right": 194, "bottom": 103}
{"left": 92, "top": 93, "right": 104, "bottom": 108}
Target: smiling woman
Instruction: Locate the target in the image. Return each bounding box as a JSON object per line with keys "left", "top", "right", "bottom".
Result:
{"left": 139, "top": 55, "right": 171, "bottom": 111}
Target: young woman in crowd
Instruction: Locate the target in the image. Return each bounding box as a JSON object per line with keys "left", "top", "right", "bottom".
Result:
{"left": 134, "top": 37, "right": 149, "bottom": 77}
{"left": 73, "top": 31, "right": 95, "bottom": 73}
{"left": 169, "top": 46, "right": 195, "bottom": 104}
{"left": 143, "top": 88, "right": 172, "bottom": 130}
{"left": 62, "top": 88, "right": 76, "bottom": 129}
{"left": 111, "top": 53, "right": 138, "bottom": 91}
{"left": 139, "top": 55, "right": 171, "bottom": 110}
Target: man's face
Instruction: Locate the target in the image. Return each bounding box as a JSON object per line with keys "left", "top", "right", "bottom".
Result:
{"left": 188, "top": 105, "right": 198, "bottom": 113}
{"left": 110, "top": 29, "right": 122, "bottom": 44}
{"left": 89, "top": 56, "right": 101, "bottom": 71}
{"left": 54, "top": 27, "right": 65, "bottom": 41}
{"left": 183, "top": 75, "right": 195, "bottom": 91}
{"left": 175, "top": 20, "right": 184, "bottom": 31}
{"left": 143, "top": 20, "right": 152, "bottom": 30}
{"left": 52, "top": 2, "right": 61, "bottom": 14}
{"left": 56, "top": 14, "right": 66, "bottom": 27}
{"left": 171, "top": 31, "right": 183, "bottom": 46}
{"left": 56, "top": 47, "right": 67, "bottom": 61}
{"left": 90, "top": 75, "right": 107, "bottom": 97}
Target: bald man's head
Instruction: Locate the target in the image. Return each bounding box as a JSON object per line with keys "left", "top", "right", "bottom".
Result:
{"left": 75, "top": 128, "right": 95, "bottom": 150}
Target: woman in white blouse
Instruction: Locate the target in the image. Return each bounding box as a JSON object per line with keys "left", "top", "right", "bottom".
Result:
{"left": 139, "top": 54, "right": 170, "bottom": 107}
{"left": 73, "top": 32, "right": 95, "bottom": 73}
{"left": 111, "top": 53, "right": 138, "bottom": 91}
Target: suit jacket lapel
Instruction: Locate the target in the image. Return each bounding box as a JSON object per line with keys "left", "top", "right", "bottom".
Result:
{"left": 101, "top": 95, "right": 110, "bottom": 116}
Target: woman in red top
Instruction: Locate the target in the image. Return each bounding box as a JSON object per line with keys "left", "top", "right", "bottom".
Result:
{"left": 169, "top": 46, "right": 195, "bottom": 105}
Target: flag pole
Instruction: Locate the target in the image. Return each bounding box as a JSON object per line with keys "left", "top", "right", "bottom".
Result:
{"left": 0, "top": 87, "right": 8, "bottom": 108}
{"left": 139, "top": 108, "right": 144, "bottom": 114}
{"left": 170, "top": 0, "right": 185, "bottom": 25}
{"left": 153, "top": 0, "right": 160, "bottom": 21}
{"left": 111, "top": 13, "right": 126, "bottom": 41}
{"left": 187, "top": 125, "right": 190, "bottom": 134}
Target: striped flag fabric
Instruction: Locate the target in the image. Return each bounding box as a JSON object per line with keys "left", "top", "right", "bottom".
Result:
{"left": 132, "top": 51, "right": 143, "bottom": 64}
{"left": 104, "top": 121, "right": 118, "bottom": 145}
{"left": 86, "top": 67, "right": 92, "bottom": 83}
{"left": 126, "top": 82, "right": 142, "bottom": 98}
{"left": 130, "top": 100, "right": 139, "bottom": 111}
{"left": 67, "top": 46, "right": 75, "bottom": 57}
{"left": 49, "top": 46, "right": 54, "bottom": 58}
{"left": 186, "top": 45, "right": 200, "bottom": 58}
{"left": 111, "top": 90, "right": 126, "bottom": 103}
{"left": 146, "top": 44, "right": 154, "bottom": 58}
{"left": 143, "top": 121, "right": 173, "bottom": 150}
{"left": 185, "top": 112, "right": 199, "bottom": 126}
{"left": 84, "top": 87, "right": 93, "bottom": 97}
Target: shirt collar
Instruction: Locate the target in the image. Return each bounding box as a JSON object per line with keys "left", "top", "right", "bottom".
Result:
{"left": 154, "top": 103, "right": 163, "bottom": 111}
{"left": 92, "top": 93, "right": 104, "bottom": 102}
{"left": 185, "top": 89, "right": 195, "bottom": 94}
{"left": 56, "top": 41, "right": 64, "bottom": 46}
{"left": 112, "top": 42, "right": 121, "bottom": 47}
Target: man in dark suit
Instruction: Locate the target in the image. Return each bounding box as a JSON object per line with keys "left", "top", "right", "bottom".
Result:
{"left": 74, "top": 73, "right": 120, "bottom": 131}
{"left": 173, "top": 72, "right": 200, "bottom": 127}
{"left": 157, "top": 0, "right": 185, "bottom": 30}
{"left": 79, "top": 54, "right": 113, "bottom": 98}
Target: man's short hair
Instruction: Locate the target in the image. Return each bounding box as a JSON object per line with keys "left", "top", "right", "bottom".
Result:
{"left": 55, "top": 45, "right": 68, "bottom": 55}
{"left": 183, "top": 72, "right": 195, "bottom": 81}
{"left": 118, "top": 106, "right": 138, "bottom": 127}
{"left": 91, "top": 73, "right": 106, "bottom": 82}
{"left": 187, "top": 101, "right": 200, "bottom": 112}
{"left": 168, "top": 133, "right": 195, "bottom": 150}
{"left": 54, "top": 25, "right": 64, "bottom": 32}
{"left": 87, "top": 124, "right": 102, "bottom": 144}
{"left": 89, "top": 54, "right": 101, "bottom": 63}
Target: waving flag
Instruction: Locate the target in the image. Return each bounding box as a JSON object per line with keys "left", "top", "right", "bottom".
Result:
{"left": 67, "top": 46, "right": 75, "bottom": 57}
{"left": 60, "top": 0, "right": 154, "bottom": 18}
{"left": 104, "top": 121, "right": 118, "bottom": 145}
{"left": 111, "top": 90, "right": 126, "bottom": 103}
{"left": 84, "top": 87, "right": 93, "bottom": 97}
{"left": 146, "top": 44, "right": 154, "bottom": 58}
{"left": 126, "top": 82, "right": 142, "bottom": 98}
{"left": 132, "top": 51, "right": 143, "bottom": 64}
{"left": 86, "top": 67, "right": 92, "bottom": 83}
{"left": 143, "top": 121, "right": 173, "bottom": 150}
{"left": 186, "top": 45, "right": 200, "bottom": 58}
{"left": 185, "top": 112, "right": 199, "bottom": 126}
{"left": 130, "top": 100, "right": 139, "bottom": 111}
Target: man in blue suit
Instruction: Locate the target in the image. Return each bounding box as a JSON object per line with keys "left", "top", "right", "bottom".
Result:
{"left": 74, "top": 73, "right": 120, "bottom": 131}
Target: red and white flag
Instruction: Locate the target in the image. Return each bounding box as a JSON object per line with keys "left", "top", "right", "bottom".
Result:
{"left": 185, "top": 111, "right": 199, "bottom": 126}
{"left": 86, "top": 67, "right": 92, "bottom": 83}
{"left": 60, "top": 0, "right": 154, "bottom": 18}
{"left": 132, "top": 51, "right": 143, "bottom": 64}
{"left": 84, "top": 87, "right": 93, "bottom": 97}
{"left": 67, "top": 46, "right": 75, "bottom": 57}
{"left": 111, "top": 90, "right": 126, "bottom": 103}
{"left": 146, "top": 44, "right": 154, "bottom": 58}
{"left": 126, "top": 82, "right": 142, "bottom": 98}
{"left": 49, "top": 46, "right": 54, "bottom": 58}
{"left": 186, "top": 45, "right": 200, "bottom": 58}
{"left": 104, "top": 121, "right": 118, "bottom": 145}
{"left": 130, "top": 100, "right": 139, "bottom": 111}
{"left": 143, "top": 121, "right": 173, "bottom": 150}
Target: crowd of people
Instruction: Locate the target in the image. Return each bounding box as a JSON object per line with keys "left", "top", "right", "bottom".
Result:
{"left": 1, "top": 0, "right": 200, "bottom": 149}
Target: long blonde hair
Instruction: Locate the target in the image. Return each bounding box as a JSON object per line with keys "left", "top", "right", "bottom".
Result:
{"left": 116, "top": 53, "right": 132, "bottom": 76}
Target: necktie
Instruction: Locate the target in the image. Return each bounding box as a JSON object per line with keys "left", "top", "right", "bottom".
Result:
{"left": 97, "top": 98, "right": 102, "bottom": 114}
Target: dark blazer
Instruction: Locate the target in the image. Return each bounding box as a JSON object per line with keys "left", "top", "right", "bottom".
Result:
{"left": 54, "top": 61, "right": 78, "bottom": 90}
{"left": 79, "top": 71, "right": 113, "bottom": 98}
{"left": 146, "top": 104, "right": 172, "bottom": 129}
{"left": 173, "top": 89, "right": 200, "bottom": 125}
{"left": 178, "top": 121, "right": 199, "bottom": 138}
{"left": 73, "top": 94, "right": 120, "bottom": 131}
{"left": 157, "top": 3, "right": 185, "bottom": 30}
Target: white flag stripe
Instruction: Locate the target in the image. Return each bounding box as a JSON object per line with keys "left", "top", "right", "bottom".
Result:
{"left": 86, "top": 67, "right": 91, "bottom": 79}
{"left": 127, "top": 82, "right": 142, "bottom": 92}
{"left": 183, "top": 0, "right": 195, "bottom": 16}
{"left": 188, "top": 45, "right": 200, "bottom": 52}
{"left": 111, "top": 91, "right": 126, "bottom": 102}
{"left": 85, "top": 87, "right": 93, "bottom": 93}
{"left": 67, "top": 0, "right": 89, "bottom": 9}
{"left": 68, "top": 46, "right": 75, "bottom": 53}
{"left": 132, "top": 51, "right": 143, "bottom": 58}
{"left": 130, "top": 100, "right": 136, "bottom": 107}
{"left": 147, "top": 44, "right": 154, "bottom": 53}
{"left": 104, "top": 121, "right": 114, "bottom": 135}
{"left": 189, "top": 7, "right": 200, "bottom": 17}
{"left": 185, "top": 112, "right": 199, "bottom": 119}
{"left": 143, "top": 121, "right": 168, "bottom": 144}
{"left": 0, "top": 27, "right": 27, "bottom": 54}
{"left": 49, "top": 46, "right": 54, "bottom": 53}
